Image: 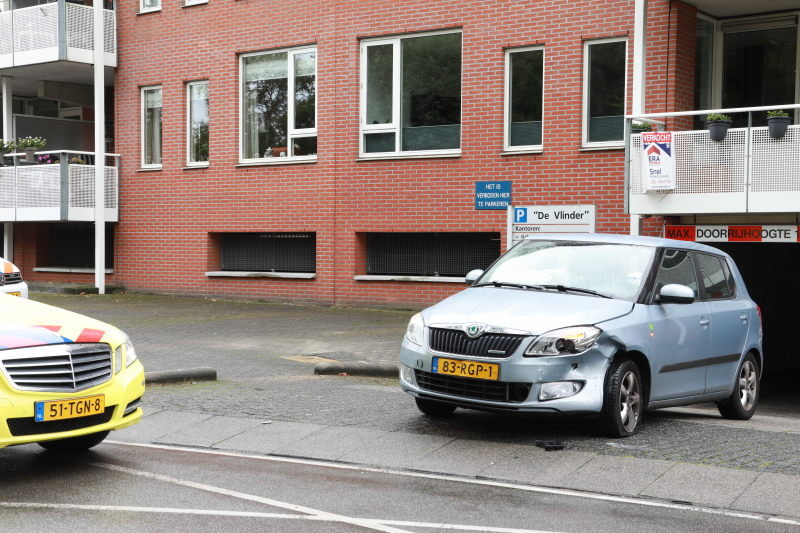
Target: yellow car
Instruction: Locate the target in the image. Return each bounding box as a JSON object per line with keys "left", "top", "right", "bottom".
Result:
{"left": 0, "top": 294, "right": 144, "bottom": 451}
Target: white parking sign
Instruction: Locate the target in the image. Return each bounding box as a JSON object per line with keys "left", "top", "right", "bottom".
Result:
{"left": 506, "top": 205, "right": 596, "bottom": 248}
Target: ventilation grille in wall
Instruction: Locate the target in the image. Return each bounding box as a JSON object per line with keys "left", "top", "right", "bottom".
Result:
{"left": 220, "top": 233, "right": 316, "bottom": 273}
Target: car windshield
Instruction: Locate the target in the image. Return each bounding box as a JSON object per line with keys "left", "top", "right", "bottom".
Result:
{"left": 478, "top": 240, "right": 656, "bottom": 301}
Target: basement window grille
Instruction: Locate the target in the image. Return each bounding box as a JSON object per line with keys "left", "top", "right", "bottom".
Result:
{"left": 220, "top": 233, "right": 316, "bottom": 273}
{"left": 366, "top": 233, "right": 500, "bottom": 277}
{"left": 48, "top": 223, "right": 114, "bottom": 268}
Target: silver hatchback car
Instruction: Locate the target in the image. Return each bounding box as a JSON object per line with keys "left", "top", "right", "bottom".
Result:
{"left": 399, "top": 234, "right": 763, "bottom": 437}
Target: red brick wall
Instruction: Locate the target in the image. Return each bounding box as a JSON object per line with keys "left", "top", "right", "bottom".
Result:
{"left": 11, "top": 0, "right": 697, "bottom": 308}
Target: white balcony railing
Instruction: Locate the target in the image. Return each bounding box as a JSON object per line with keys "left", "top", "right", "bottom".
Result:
{"left": 0, "top": 150, "right": 119, "bottom": 223}
{"left": 0, "top": 1, "right": 116, "bottom": 69}
{"left": 626, "top": 104, "right": 800, "bottom": 216}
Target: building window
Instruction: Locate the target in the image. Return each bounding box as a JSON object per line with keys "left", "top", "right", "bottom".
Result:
{"left": 240, "top": 47, "right": 317, "bottom": 162}
{"left": 583, "top": 38, "right": 627, "bottom": 146}
{"left": 187, "top": 81, "right": 209, "bottom": 165}
{"left": 140, "top": 0, "right": 160, "bottom": 12}
{"left": 220, "top": 233, "right": 316, "bottom": 273}
{"left": 360, "top": 30, "right": 462, "bottom": 156}
{"left": 142, "top": 86, "right": 162, "bottom": 167}
{"left": 366, "top": 233, "right": 500, "bottom": 277}
{"left": 505, "top": 46, "right": 544, "bottom": 151}
{"left": 48, "top": 224, "right": 114, "bottom": 268}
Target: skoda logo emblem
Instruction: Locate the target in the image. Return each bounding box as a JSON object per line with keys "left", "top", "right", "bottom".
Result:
{"left": 464, "top": 323, "right": 486, "bottom": 338}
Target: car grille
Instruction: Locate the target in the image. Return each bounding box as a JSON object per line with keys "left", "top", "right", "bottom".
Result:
{"left": 6, "top": 406, "right": 116, "bottom": 437}
{"left": 1, "top": 272, "right": 22, "bottom": 285}
{"left": 0, "top": 343, "right": 113, "bottom": 392}
{"left": 428, "top": 328, "right": 527, "bottom": 358}
{"left": 415, "top": 370, "right": 532, "bottom": 403}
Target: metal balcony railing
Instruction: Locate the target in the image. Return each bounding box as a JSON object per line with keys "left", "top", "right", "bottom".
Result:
{"left": 0, "top": 150, "right": 119, "bottom": 222}
{"left": 625, "top": 104, "right": 800, "bottom": 216}
{"left": 0, "top": 0, "right": 116, "bottom": 69}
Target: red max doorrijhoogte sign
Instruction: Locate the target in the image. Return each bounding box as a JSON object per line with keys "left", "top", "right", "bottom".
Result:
{"left": 666, "top": 226, "right": 800, "bottom": 242}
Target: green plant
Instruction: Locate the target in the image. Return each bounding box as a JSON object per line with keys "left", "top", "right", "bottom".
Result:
{"left": 17, "top": 136, "right": 46, "bottom": 150}
{"left": 707, "top": 114, "right": 731, "bottom": 123}
{"left": 69, "top": 157, "right": 86, "bottom": 165}
{"left": 0, "top": 139, "right": 15, "bottom": 151}
{"left": 767, "top": 110, "right": 789, "bottom": 119}
{"left": 632, "top": 122, "right": 650, "bottom": 130}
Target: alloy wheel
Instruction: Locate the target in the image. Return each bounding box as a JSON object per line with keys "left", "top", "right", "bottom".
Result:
{"left": 738, "top": 360, "right": 757, "bottom": 411}
{"left": 619, "top": 371, "right": 641, "bottom": 432}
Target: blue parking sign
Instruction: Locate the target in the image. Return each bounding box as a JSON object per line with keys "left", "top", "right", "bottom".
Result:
{"left": 515, "top": 207, "right": 527, "bottom": 222}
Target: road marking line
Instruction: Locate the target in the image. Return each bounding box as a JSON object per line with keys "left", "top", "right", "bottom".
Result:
{"left": 104, "top": 440, "right": 800, "bottom": 527}
{"left": 85, "top": 460, "right": 412, "bottom": 533}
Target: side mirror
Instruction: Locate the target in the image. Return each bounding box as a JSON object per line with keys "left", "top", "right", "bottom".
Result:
{"left": 658, "top": 284, "right": 695, "bottom": 304}
{"left": 465, "top": 269, "right": 484, "bottom": 286}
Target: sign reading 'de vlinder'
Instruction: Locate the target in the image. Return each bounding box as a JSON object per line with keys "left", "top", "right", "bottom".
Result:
{"left": 507, "top": 205, "right": 596, "bottom": 248}
{"left": 642, "top": 132, "right": 676, "bottom": 192}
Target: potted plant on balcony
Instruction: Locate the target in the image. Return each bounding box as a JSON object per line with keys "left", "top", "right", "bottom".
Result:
{"left": 707, "top": 114, "right": 732, "bottom": 142}
{"left": 17, "top": 136, "right": 46, "bottom": 163}
{"left": 631, "top": 122, "right": 651, "bottom": 135}
{"left": 0, "top": 139, "right": 15, "bottom": 166}
{"left": 767, "top": 110, "right": 792, "bottom": 139}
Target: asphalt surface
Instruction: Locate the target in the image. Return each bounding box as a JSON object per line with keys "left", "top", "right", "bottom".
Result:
{"left": 1, "top": 441, "right": 797, "bottom": 533}
{"left": 25, "top": 293, "right": 800, "bottom": 476}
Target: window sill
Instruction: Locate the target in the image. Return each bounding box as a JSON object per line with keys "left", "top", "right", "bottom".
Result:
{"left": 235, "top": 158, "right": 317, "bottom": 167}
{"left": 182, "top": 164, "right": 209, "bottom": 170}
{"left": 579, "top": 145, "right": 625, "bottom": 152}
{"left": 354, "top": 275, "right": 465, "bottom": 283}
{"left": 137, "top": 8, "right": 162, "bottom": 15}
{"left": 500, "top": 148, "right": 543, "bottom": 156}
{"left": 137, "top": 167, "right": 162, "bottom": 172}
{"left": 182, "top": 1, "right": 208, "bottom": 7}
{"left": 356, "top": 152, "right": 461, "bottom": 162}
{"left": 33, "top": 267, "right": 114, "bottom": 274}
{"left": 205, "top": 271, "right": 316, "bottom": 279}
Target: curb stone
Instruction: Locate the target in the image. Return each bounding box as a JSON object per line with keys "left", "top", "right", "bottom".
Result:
{"left": 145, "top": 367, "right": 217, "bottom": 384}
{"left": 314, "top": 362, "right": 399, "bottom": 378}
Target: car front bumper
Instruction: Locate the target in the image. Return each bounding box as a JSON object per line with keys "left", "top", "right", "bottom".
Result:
{"left": 400, "top": 336, "right": 610, "bottom": 415}
{"left": 0, "top": 282, "right": 28, "bottom": 299}
{"left": 0, "top": 360, "right": 145, "bottom": 448}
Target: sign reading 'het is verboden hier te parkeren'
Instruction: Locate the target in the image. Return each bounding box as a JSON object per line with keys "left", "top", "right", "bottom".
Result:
{"left": 642, "top": 132, "right": 676, "bottom": 192}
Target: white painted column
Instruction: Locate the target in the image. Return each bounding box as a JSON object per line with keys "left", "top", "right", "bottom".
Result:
{"left": 93, "top": 0, "right": 105, "bottom": 293}
{"left": 630, "top": 0, "right": 648, "bottom": 236}
{"left": 2, "top": 76, "right": 12, "bottom": 261}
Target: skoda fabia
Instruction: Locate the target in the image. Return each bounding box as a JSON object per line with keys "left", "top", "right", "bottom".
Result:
{"left": 399, "top": 234, "right": 762, "bottom": 437}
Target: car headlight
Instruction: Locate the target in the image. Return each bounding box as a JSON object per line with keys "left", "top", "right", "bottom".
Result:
{"left": 120, "top": 330, "right": 138, "bottom": 368}
{"left": 405, "top": 313, "right": 425, "bottom": 346}
{"left": 524, "top": 326, "right": 602, "bottom": 357}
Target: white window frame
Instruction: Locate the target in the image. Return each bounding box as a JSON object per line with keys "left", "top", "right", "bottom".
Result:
{"left": 187, "top": 80, "right": 209, "bottom": 167}
{"left": 141, "top": 85, "right": 162, "bottom": 169}
{"left": 582, "top": 36, "right": 628, "bottom": 149}
{"left": 238, "top": 46, "right": 318, "bottom": 164}
{"left": 504, "top": 45, "right": 545, "bottom": 153}
{"left": 359, "top": 29, "right": 462, "bottom": 158}
{"left": 140, "top": 0, "right": 161, "bottom": 13}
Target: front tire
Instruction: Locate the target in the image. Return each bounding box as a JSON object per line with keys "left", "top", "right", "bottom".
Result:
{"left": 38, "top": 430, "right": 110, "bottom": 452}
{"left": 717, "top": 353, "right": 759, "bottom": 420}
{"left": 415, "top": 397, "right": 457, "bottom": 416}
{"left": 600, "top": 359, "right": 643, "bottom": 438}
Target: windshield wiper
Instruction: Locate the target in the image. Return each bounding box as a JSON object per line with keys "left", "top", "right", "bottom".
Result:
{"left": 539, "top": 285, "right": 612, "bottom": 299}
{"left": 473, "top": 281, "right": 545, "bottom": 291}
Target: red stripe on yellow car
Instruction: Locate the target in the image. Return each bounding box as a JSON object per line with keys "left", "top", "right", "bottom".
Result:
{"left": 75, "top": 328, "right": 105, "bottom": 343}
{"left": 37, "top": 325, "right": 63, "bottom": 333}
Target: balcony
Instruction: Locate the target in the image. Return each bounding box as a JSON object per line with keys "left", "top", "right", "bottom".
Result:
{"left": 0, "top": 150, "right": 118, "bottom": 222}
{"left": 626, "top": 104, "right": 800, "bottom": 216}
{"left": 0, "top": 1, "right": 116, "bottom": 69}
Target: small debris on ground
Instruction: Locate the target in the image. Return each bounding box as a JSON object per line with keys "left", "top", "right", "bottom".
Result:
{"left": 535, "top": 440, "right": 564, "bottom": 451}
{"left": 606, "top": 442, "right": 650, "bottom": 452}
{"left": 262, "top": 421, "right": 272, "bottom": 424}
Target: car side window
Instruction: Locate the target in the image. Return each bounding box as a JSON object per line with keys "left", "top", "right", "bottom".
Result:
{"left": 654, "top": 249, "right": 699, "bottom": 300}
{"left": 720, "top": 257, "right": 737, "bottom": 298}
{"left": 697, "top": 253, "right": 731, "bottom": 300}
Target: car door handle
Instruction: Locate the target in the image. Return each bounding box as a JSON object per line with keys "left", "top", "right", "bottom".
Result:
{"left": 740, "top": 313, "right": 748, "bottom": 323}
{"left": 699, "top": 318, "right": 710, "bottom": 326}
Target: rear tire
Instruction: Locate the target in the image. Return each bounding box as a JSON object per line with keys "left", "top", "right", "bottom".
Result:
{"left": 717, "top": 353, "right": 759, "bottom": 420}
{"left": 600, "top": 359, "right": 643, "bottom": 438}
{"left": 38, "top": 430, "right": 110, "bottom": 452}
{"left": 415, "top": 397, "right": 457, "bottom": 416}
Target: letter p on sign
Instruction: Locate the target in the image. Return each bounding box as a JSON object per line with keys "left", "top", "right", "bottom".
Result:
{"left": 515, "top": 208, "right": 527, "bottom": 223}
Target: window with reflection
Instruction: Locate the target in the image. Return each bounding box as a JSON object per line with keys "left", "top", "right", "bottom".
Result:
{"left": 188, "top": 81, "right": 209, "bottom": 165}
{"left": 506, "top": 47, "right": 544, "bottom": 150}
{"left": 142, "top": 86, "right": 162, "bottom": 167}
{"left": 584, "top": 38, "right": 626, "bottom": 145}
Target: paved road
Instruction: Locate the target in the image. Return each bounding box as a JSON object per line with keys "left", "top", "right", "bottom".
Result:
{"left": 1, "top": 440, "right": 797, "bottom": 533}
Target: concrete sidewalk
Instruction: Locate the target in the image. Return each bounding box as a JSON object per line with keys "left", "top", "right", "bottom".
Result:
{"left": 111, "top": 407, "right": 800, "bottom": 521}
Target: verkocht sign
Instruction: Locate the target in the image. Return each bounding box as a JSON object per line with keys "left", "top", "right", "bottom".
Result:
{"left": 507, "top": 205, "right": 596, "bottom": 248}
{"left": 642, "top": 132, "right": 676, "bottom": 192}
{"left": 665, "top": 225, "right": 800, "bottom": 242}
